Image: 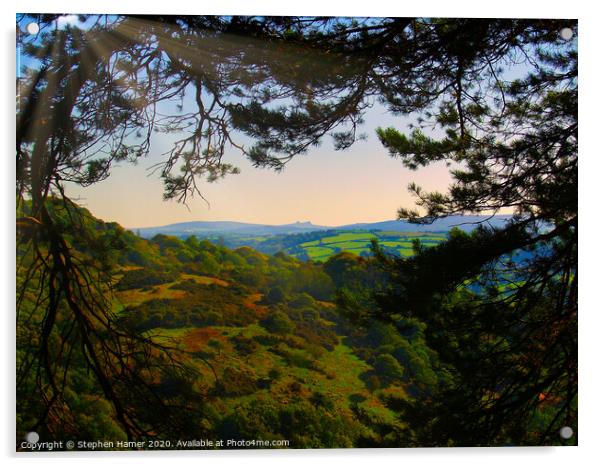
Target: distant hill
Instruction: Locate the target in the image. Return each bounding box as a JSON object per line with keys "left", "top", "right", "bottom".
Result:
{"left": 133, "top": 220, "right": 329, "bottom": 238}
{"left": 337, "top": 215, "right": 513, "bottom": 233}
{"left": 132, "top": 215, "right": 513, "bottom": 239}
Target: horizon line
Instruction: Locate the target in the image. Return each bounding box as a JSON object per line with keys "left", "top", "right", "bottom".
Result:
{"left": 126, "top": 213, "right": 513, "bottom": 230}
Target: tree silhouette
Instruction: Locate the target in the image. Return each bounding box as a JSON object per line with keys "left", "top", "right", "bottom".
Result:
{"left": 367, "top": 21, "right": 577, "bottom": 446}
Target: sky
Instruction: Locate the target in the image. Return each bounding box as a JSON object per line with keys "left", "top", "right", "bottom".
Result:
{"left": 18, "top": 15, "right": 459, "bottom": 228}
{"left": 64, "top": 103, "right": 455, "bottom": 229}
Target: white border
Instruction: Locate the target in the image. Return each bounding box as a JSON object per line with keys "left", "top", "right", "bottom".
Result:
{"left": 3, "top": 1, "right": 600, "bottom": 465}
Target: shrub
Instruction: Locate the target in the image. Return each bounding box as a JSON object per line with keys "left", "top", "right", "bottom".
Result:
{"left": 116, "top": 268, "right": 178, "bottom": 290}
{"left": 261, "top": 311, "right": 295, "bottom": 334}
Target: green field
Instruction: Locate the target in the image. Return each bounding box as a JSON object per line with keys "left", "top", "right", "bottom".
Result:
{"left": 295, "top": 231, "right": 447, "bottom": 262}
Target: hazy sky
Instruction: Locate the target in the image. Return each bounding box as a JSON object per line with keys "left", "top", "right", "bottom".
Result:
{"left": 66, "top": 103, "right": 454, "bottom": 228}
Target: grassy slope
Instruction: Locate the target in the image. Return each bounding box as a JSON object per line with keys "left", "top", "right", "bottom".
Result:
{"left": 118, "top": 270, "right": 404, "bottom": 433}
